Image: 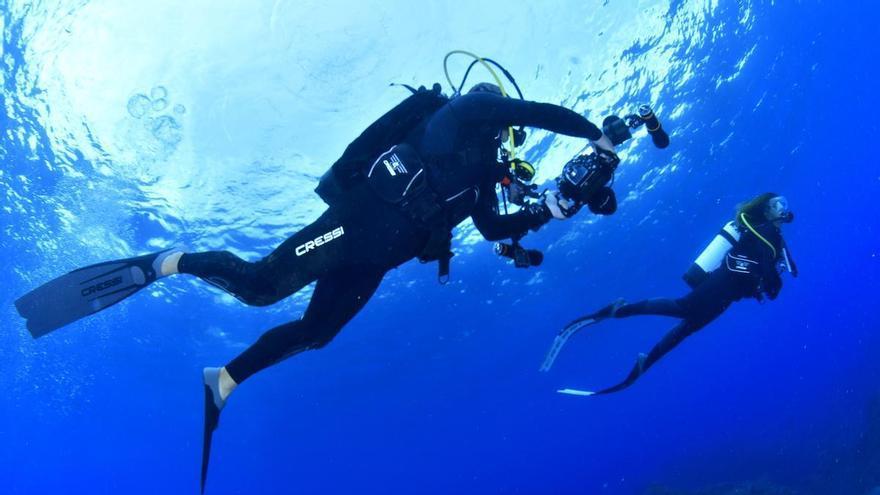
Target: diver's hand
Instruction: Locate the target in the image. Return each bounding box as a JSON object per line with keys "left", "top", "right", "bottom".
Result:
{"left": 544, "top": 191, "right": 580, "bottom": 219}
{"left": 593, "top": 146, "right": 621, "bottom": 170}
{"left": 591, "top": 133, "right": 616, "bottom": 154}
{"left": 764, "top": 274, "right": 783, "bottom": 300}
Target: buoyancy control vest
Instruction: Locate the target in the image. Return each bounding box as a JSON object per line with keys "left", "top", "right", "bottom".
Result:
{"left": 315, "top": 83, "right": 448, "bottom": 205}
{"left": 315, "top": 84, "right": 455, "bottom": 281}
{"left": 684, "top": 216, "right": 796, "bottom": 290}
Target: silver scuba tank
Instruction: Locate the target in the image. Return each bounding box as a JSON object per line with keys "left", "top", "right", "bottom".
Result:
{"left": 682, "top": 221, "right": 741, "bottom": 288}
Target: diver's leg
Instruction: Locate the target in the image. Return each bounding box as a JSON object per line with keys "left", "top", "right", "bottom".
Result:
{"left": 596, "top": 303, "right": 729, "bottom": 395}
{"left": 222, "top": 267, "right": 386, "bottom": 386}
{"left": 553, "top": 297, "right": 690, "bottom": 368}
{"left": 641, "top": 320, "right": 705, "bottom": 371}
{"left": 602, "top": 274, "right": 736, "bottom": 321}
{"left": 583, "top": 297, "right": 686, "bottom": 322}
{"left": 177, "top": 250, "right": 294, "bottom": 306}
{"left": 614, "top": 298, "right": 688, "bottom": 319}
{"left": 200, "top": 266, "right": 385, "bottom": 479}
{"left": 595, "top": 319, "right": 702, "bottom": 395}
{"left": 177, "top": 212, "right": 345, "bottom": 306}
{"left": 593, "top": 265, "right": 747, "bottom": 323}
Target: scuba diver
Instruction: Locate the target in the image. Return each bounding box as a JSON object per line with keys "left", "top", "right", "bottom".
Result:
{"left": 542, "top": 193, "right": 798, "bottom": 397}
{"left": 16, "top": 52, "right": 673, "bottom": 491}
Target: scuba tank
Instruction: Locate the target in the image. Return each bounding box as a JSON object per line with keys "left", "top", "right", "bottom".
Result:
{"left": 682, "top": 221, "right": 742, "bottom": 289}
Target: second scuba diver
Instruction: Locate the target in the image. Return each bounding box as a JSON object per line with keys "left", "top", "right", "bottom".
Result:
{"left": 16, "top": 59, "right": 644, "bottom": 490}
{"left": 542, "top": 193, "right": 798, "bottom": 396}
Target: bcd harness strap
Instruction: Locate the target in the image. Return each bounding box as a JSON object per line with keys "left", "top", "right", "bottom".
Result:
{"left": 739, "top": 213, "right": 777, "bottom": 258}
{"left": 403, "top": 187, "right": 453, "bottom": 284}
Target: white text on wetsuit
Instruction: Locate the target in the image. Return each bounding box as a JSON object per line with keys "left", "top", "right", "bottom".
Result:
{"left": 295, "top": 227, "right": 345, "bottom": 256}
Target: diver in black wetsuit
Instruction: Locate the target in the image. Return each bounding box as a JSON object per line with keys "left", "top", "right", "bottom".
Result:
{"left": 189, "top": 84, "right": 618, "bottom": 399}
{"left": 561, "top": 193, "right": 798, "bottom": 395}
{"left": 183, "top": 82, "right": 626, "bottom": 488}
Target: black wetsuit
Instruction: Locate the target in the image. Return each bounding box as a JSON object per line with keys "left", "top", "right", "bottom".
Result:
{"left": 178, "top": 93, "right": 604, "bottom": 384}
{"left": 593, "top": 218, "right": 788, "bottom": 395}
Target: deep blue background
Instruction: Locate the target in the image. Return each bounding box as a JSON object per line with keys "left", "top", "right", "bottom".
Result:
{"left": 2, "top": 1, "right": 878, "bottom": 494}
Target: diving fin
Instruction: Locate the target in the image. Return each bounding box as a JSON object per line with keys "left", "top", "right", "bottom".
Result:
{"left": 558, "top": 353, "right": 649, "bottom": 398}
{"left": 557, "top": 388, "right": 595, "bottom": 397}
{"left": 540, "top": 316, "right": 598, "bottom": 372}
{"left": 539, "top": 299, "right": 625, "bottom": 372}
{"left": 14, "top": 249, "right": 179, "bottom": 338}
{"left": 201, "top": 367, "right": 226, "bottom": 494}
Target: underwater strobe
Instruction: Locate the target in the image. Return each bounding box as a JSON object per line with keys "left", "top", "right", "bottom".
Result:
{"left": 602, "top": 104, "right": 670, "bottom": 149}
{"left": 494, "top": 241, "right": 544, "bottom": 268}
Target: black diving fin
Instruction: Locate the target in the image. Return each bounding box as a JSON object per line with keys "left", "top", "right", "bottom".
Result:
{"left": 539, "top": 315, "right": 600, "bottom": 372}
{"left": 539, "top": 299, "right": 626, "bottom": 372}
{"left": 558, "top": 353, "right": 648, "bottom": 398}
{"left": 201, "top": 368, "right": 226, "bottom": 494}
{"left": 14, "top": 249, "right": 179, "bottom": 338}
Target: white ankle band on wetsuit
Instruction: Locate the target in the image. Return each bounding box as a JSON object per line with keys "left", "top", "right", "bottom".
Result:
{"left": 218, "top": 367, "right": 237, "bottom": 401}
{"left": 154, "top": 250, "right": 185, "bottom": 277}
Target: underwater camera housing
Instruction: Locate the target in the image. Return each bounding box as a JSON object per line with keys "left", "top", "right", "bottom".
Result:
{"left": 557, "top": 150, "right": 620, "bottom": 206}
{"left": 557, "top": 104, "right": 669, "bottom": 207}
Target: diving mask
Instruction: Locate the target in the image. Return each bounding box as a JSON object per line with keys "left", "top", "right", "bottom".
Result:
{"left": 767, "top": 196, "right": 794, "bottom": 223}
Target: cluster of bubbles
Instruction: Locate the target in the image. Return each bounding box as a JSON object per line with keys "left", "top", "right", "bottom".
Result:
{"left": 126, "top": 86, "right": 186, "bottom": 145}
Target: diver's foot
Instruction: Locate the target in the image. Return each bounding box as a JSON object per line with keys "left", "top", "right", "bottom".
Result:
{"left": 636, "top": 353, "right": 647, "bottom": 374}
{"left": 591, "top": 298, "right": 627, "bottom": 320}
{"left": 202, "top": 367, "right": 231, "bottom": 494}
{"left": 152, "top": 248, "right": 185, "bottom": 277}
{"left": 203, "top": 367, "right": 235, "bottom": 413}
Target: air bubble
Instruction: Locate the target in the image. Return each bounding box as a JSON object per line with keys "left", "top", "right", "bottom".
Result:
{"left": 152, "top": 98, "right": 168, "bottom": 111}
{"left": 127, "top": 94, "right": 151, "bottom": 118}
{"left": 151, "top": 115, "right": 182, "bottom": 144}
{"left": 150, "top": 86, "right": 168, "bottom": 100}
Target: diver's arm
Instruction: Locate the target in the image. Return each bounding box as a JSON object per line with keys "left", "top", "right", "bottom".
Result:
{"left": 761, "top": 265, "right": 783, "bottom": 300}
{"left": 761, "top": 240, "right": 789, "bottom": 300}
{"left": 763, "top": 235, "right": 799, "bottom": 298}
{"left": 450, "top": 93, "right": 604, "bottom": 140}
{"left": 471, "top": 186, "right": 552, "bottom": 241}
{"left": 748, "top": 225, "right": 787, "bottom": 300}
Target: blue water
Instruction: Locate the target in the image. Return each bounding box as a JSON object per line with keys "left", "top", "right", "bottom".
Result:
{"left": 2, "top": 1, "right": 878, "bottom": 494}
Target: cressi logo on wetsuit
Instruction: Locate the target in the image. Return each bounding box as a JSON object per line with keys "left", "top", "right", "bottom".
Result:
{"left": 295, "top": 227, "right": 345, "bottom": 257}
